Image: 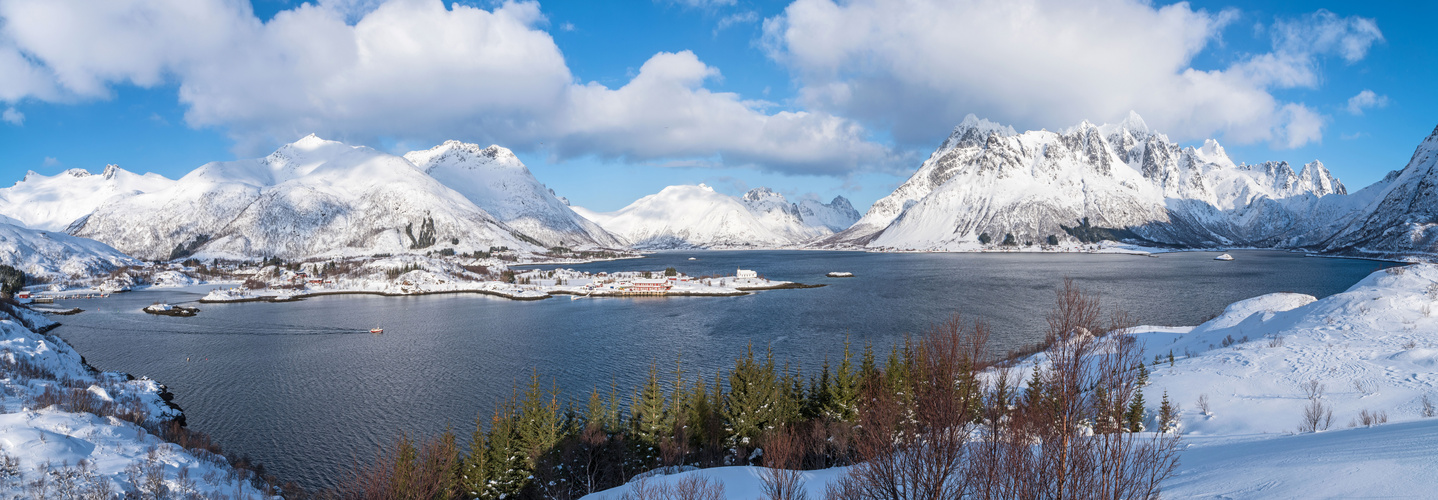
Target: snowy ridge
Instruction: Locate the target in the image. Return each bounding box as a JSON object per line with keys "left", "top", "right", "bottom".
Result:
{"left": 1319, "top": 125, "right": 1438, "bottom": 258}
{"left": 821, "top": 113, "right": 1354, "bottom": 251}
{"left": 0, "top": 222, "right": 136, "bottom": 281}
{"left": 0, "top": 165, "right": 175, "bottom": 231}
{"left": 70, "top": 135, "right": 540, "bottom": 260}
{"left": 404, "top": 141, "right": 623, "bottom": 249}
{"left": 576, "top": 185, "right": 852, "bottom": 249}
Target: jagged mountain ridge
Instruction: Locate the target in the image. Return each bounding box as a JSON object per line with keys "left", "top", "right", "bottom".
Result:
{"left": 0, "top": 165, "right": 176, "bottom": 231}
{"left": 823, "top": 112, "right": 1354, "bottom": 250}
{"left": 71, "top": 136, "right": 541, "bottom": 260}
{"left": 574, "top": 185, "right": 858, "bottom": 248}
{"left": 404, "top": 141, "right": 623, "bottom": 249}
{"left": 1319, "top": 126, "right": 1438, "bottom": 258}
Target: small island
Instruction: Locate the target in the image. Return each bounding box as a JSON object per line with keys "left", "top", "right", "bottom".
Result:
{"left": 142, "top": 302, "right": 200, "bottom": 317}
{"left": 827, "top": 271, "right": 855, "bottom": 277}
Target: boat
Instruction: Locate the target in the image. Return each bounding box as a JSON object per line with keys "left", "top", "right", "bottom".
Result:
{"left": 1214, "top": 253, "right": 1234, "bottom": 261}
{"left": 688, "top": 257, "right": 697, "bottom": 260}
{"left": 369, "top": 328, "right": 384, "bottom": 334}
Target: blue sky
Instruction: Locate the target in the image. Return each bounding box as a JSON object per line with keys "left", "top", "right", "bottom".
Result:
{"left": 0, "top": 0, "right": 1432, "bottom": 212}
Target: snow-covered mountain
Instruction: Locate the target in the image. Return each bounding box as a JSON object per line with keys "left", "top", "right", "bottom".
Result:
{"left": 822, "top": 113, "right": 1351, "bottom": 250}
{"left": 574, "top": 185, "right": 853, "bottom": 248}
{"left": 404, "top": 141, "right": 622, "bottom": 249}
{"left": 71, "top": 135, "right": 540, "bottom": 260}
{"left": 1319, "top": 125, "right": 1438, "bottom": 258}
{"left": 0, "top": 165, "right": 175, "bottom": 231}
{"left": 0, "top": 222, "right": 136, "bottom": 280}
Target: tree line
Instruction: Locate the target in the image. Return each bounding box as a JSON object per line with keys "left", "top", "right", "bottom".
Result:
{"left": 338, "top": 279, "right": 1180, "bottom": 499}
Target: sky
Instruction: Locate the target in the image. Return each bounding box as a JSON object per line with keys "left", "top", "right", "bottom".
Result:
{"left": 0, "top": 0, "right": 1433, "bottom": 212}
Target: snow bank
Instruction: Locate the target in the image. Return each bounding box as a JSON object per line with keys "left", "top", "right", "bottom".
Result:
{"left": 0, "top": 304, "right": 276, "bottom": 497}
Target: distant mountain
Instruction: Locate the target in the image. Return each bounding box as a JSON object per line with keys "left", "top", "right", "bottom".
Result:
{"left": 404, "top": 141, "right": 622, "bottom": 249}
{"left": 0, "top": 165, "right": 175, "bottom": 231}
{"left": 0, "top": 222, "right": 136, "bottom": 281}
{"left": 574, "top": 185, "right": 853, "bottom": 248}
{"left": 821, "top": 113, "right": 1353, "bottom": 251}
{"left": 1319, "top": 126, "right": 1438, "bottom": 258}
{"left": 71, "top": 135, "right": 539, "bottom": 260}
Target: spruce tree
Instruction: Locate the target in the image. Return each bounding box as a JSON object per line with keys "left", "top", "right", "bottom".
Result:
{"left": 518, "top": 371, "right": 563, "bottom": 468}
{"left": 1158, "top": 391, "right": 1177, "bottom": 433}
{"left": 826, "top": 342, "right": 860, "bottom": 421}
{"left": 484, "top": 408, "right": 529, "bottom": 498}
{"left": 460, "top": 420, "right": 491, "bottom": 498}
{"left": 723, "top": 345, "right": 779, "bottom": 445}
{"left": 633, "top": 365, "right": 674, "bottom": 448}
{"left": 1125, "top": 390, "right": 1147, "bottom": 432}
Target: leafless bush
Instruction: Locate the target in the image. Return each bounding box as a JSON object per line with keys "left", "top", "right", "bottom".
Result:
{"left": 621, "top": 474, "right": 726, "bottom": 500}
{"left": 1298, "top": 382, "right": 1334, "bottom": 434}
{"left": 760, "top": 427, "right": 809, "bottom": 500}
{"left": 1424, "top": 394, "right": 1436, "bottom": 418}
{"left": 1196, "top": 394, "right": 1211, "bottom": 416}
{"left": 1267, "top": 335, "right": 1285, "bottom": 348}
{"left": 1403, "top": 339, "right": 1419, "bottom": 349}
{"left": 1352, "top": 379, "right": 1379, "bottom": 396}
{"left": 1357, "top": 409, "right": 1388, "bottom": 427}
{"left": 338, "top": 432, "right": 460, "bottom": 499}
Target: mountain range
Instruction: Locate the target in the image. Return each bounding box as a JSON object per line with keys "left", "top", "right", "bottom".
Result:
{"left": 2, "top": 117, "right": 1437, "bottom": 265}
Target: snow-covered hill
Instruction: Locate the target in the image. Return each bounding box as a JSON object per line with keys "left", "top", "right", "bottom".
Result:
{"left": 0, "top": 165, "right": 175, "bottom": 231}
{"left": 575, "top": 185, "right": 853, "bottom": 248}
{"left": 822, "top": 113, "right": 1352, "bottom": 251}
{"left": 0, "top": 222, "right": 136, "bottom": 281}
{"left": 404, "top": 141, "right": 623, "bottom": 249}
{"left": 71, "top": 135, "right": 539, "bottom": 260}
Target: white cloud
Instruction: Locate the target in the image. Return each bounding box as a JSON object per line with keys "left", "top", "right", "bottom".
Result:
{"left": 0, "top": 0, "right": 894, "bottom": 175}
{"left": 560, "top": 21, "right": 575, "bottom": 31}
{"left": 762, "top": 0, "right": 1382, "bottom": 149}
{"left": 714, "top": 10, "right": 758, "bottom": 35}
{"left": 42, "top": 156, "right": 59, "bottom": 166}
{"left": 1345, "top": 89, "right": 1388, "bottom": 115}
{"left": 666, "top": 0, "right": 736, "bottom": 8}
{"left": 1, "top": 106, "right": 21, "bottom": 125}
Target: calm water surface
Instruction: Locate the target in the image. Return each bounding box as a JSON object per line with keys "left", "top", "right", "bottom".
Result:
{"left": 48, "top": 250, "right": 1395, "bottom": 490}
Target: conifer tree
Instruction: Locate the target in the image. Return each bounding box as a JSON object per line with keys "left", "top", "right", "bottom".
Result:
{"left": 1158, "top": 391, "right": 1177, "bottom": 433}
{"left": 1137, "top": 363, "right": 1149, "bottom": 386}
{"left": 723, "top": 345, "right": 779, "bottom": 445}
{"left": 484, "top": 407, "right": 529, "bottom": 498}
{"left": 633, "top": 365, "right": 674, "bottom": 447}
{"left": 459, "top": 420, "right": 491, "bottom": 499}
{"left": 859, "top": 342, "right": 879, "bottom": 385}
{"left": 1125, "top": 390, "right": 1147, "bottom": 432}
{"left": 826, "top": 343, "right": 860, "bottom": 421}
{"left": 518, "top": 371, "right": 563, "bottom": 469}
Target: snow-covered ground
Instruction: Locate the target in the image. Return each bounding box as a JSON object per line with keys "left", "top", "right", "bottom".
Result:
{"left": 584, "top": 264, "right": 1438, "bottom": 499}
{"left": 0, "top": 304, "right": 276, "bottom": 497}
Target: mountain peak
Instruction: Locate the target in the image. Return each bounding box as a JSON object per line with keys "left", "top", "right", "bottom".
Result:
{"left": 406, "top": 141, "right": 524, "bottom": 172}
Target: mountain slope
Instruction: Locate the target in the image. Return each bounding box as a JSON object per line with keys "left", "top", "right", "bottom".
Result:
{"left": 823, "top": 113, "right": 1350, "bottom": 251}
{"left": 1319, "top": 126, "right": 1438, "bottom": 257}
{"left": 0, "top": 165, "right": 175, "bottom": 231}
{"left": 576, "top": 185, "right": 843, "bottom": 248}
{"left": 71, "top": 135, "right": 537, "bottom": 260}
{"left": 404, "top": 141, "right": 622, "bottom": 249}
{"left": 0, "top": 222, "right": 136, "bottom": 281}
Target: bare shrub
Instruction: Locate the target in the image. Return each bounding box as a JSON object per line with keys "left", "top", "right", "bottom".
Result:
{"left": 1423, "top": 394, "right": 1436, "bottom": 418}
{"left": 1267, "top": 335, "right": 1285, "bottom": 348}
{"left": 1357, "top": 409, "right": 1389, "bottom": 427}
{"left": 760, "top": 427, "right": 809, "bottom": 500}
{"left": 622, "top": 474, "right": 726, "bottom": 500}
{"left": 338, "top": 431, "right": 460, "bottom": 499}
{"left": 1196, "top": 394, "right": 1211, "bottom": 416}
{"left": 1298, "top": 381, "right": 1333, "bottom": 433}
{"left": 1352, "top": 379, "right": 1379, "bottom": 396}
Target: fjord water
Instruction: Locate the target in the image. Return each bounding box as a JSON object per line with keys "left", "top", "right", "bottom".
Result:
{"left": 49, "top": 250, "right": 1393, "bottom": 490}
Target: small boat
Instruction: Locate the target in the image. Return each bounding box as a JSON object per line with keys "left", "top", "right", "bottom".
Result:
{"left": 688, "top": 257, "right": 697, "bottom": 260}
{"left": 369, "top": 328, "right": 384, "bottom": 334}
{"left": 1214, "top": 253, "right": 1234, "bottom": 261}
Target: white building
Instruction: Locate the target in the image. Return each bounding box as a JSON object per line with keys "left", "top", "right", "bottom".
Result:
{"left": 736, "top": 268, "right": 758, "bottom": 279}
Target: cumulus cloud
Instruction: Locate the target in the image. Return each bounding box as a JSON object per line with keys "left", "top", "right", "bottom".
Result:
{"left": 1, "top": 106, "right": 20, "bottom": 125}
{"left": 1345, "top": 89, "right": 1389, "bottom": 115}
{"left": 762, "top": 0, "right": 1382, "bottom": 149}
{"left": 0, "top": 0, "right": 893, "bottom": 175}
{"left": 714, "top": 10, "right": 759, "bottom": 35}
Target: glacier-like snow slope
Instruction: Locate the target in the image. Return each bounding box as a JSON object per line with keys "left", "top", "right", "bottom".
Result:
{"left": 0, "top": 165, "right": 175, "bottom": 232}
{"left": 585, "top": 264, "right": 1438, "bottom": 499}
{"left": 71, "top": 135, "right": 540, "bottom": 261}
{"left": 575, "top": 185, "right": 857, "bottom": 248}
{"left": 0, "top": 222, "right": 136, "bottom": 281}
{"left": 824, "top": 112, "right": 1354, "bottom": 251}
{"left": 404, "top": 141, "right": 623, "bottom": 249}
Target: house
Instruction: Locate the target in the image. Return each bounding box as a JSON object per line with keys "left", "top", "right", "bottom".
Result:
{"left": 630, "top": 278, "right": 672, "bottom": 294}
{"left": 736, "top": 268, "right": 758, "bottom": 279}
